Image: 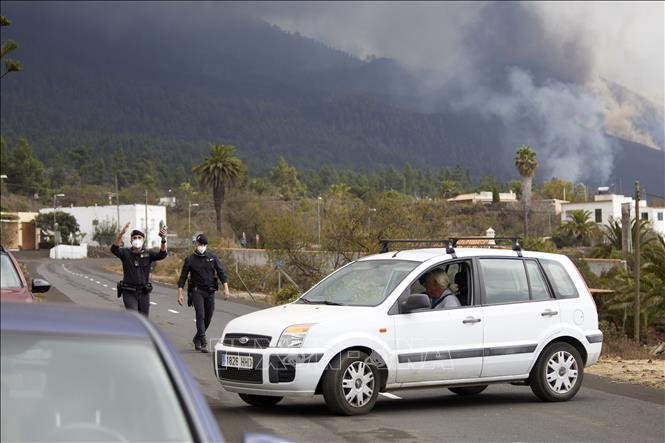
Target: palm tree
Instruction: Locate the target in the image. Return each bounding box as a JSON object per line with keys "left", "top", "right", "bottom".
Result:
{"left": 560, "top": 210, "right": 597, "bottom": 246}
{"left": 192, "top": 144, "right": 246, "bottom": 236}
{"left": 514, "top": 145, "right": 538, "bottom": 237}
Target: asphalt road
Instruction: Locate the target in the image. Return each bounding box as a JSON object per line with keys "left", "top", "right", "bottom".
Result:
{"left": 18, "top": 254, "right": 665, "bottom": 443}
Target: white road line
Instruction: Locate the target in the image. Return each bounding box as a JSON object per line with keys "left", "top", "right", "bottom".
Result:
{"left": 379, "top": 392, "right": 402, "bottom": 400}
{"left": 150, "top": 302, "right": 157, "bottom": 305}
{"left": 95, "top": 281, "right": 101, "bottom": 284}
{"left": 103, "top": 284, "right": 108, "bottom": 287}
{"left": 112, "top": 288, "right": 117, "bottom": 291}
{"left": 168, "top": 309, "right": 179, "bottom": 314}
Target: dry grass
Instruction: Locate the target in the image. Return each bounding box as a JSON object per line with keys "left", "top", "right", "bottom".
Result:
{"left": 601, "top": 335, "right": 662, "bottom": 360}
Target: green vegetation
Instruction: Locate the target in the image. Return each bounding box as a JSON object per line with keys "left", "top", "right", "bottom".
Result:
{"left": 192, "top": 144, "right": 246, "bottom": 235}
{"left": 1, "top": 15, "right": 22, "bottom": 79}
{"left": 514, "top": 145, "right": 538, "bottom": 237}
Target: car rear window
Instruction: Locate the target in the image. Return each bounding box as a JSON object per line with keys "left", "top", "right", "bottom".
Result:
{"left": 540, "top": 259, "right": 579, "bottom": 299}
{"left": 1, "top": 254, "right": 23, "bottom": 289}
{"left": 1, "top": 333, "right": 193, "bottom": 443}
{"left": 479, "top": 259, "right": 530, "bottom": 304}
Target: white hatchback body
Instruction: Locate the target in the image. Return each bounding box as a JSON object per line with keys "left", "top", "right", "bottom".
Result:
{"left": 214, "top": 248, "right": 602, "bottom": 414}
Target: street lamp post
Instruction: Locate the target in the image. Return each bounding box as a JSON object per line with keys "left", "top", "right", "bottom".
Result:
{"left": 188, "top": 202, "right": 199, "bottom": 238}
{"left": 368, "top": 208, "right": 377, "bottom": 234}
{"left": 52, "top": 193, "right": 65, "bottom": 247}
{"left": 317, "top": 197, "right": 322, "bottom": 246}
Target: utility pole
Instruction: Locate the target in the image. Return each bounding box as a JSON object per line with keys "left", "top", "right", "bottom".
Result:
{"left": 621, "top": 202, "right": 632, "bottom": 255}
{"left": 317, "top": 196, "right": 322, "bottom": 246}
{"left": 188, "top": 202, "right": 199, "bottom": 239}
{"left": 633, "top": 181, "right": 641, "bottom": 342}
{"left": 145, "top": 189, "right": 149, "bottom": 243}
{"left": 115, "top": 175, "right": 120, "bottom": 231}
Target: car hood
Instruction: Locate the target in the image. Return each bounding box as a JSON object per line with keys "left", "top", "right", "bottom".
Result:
{"left": 222, "top": 303, "right": 374, "bottom": 340}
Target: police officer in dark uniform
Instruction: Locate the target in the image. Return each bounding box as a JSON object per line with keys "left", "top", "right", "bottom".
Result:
{"left": 111, "top": 222, "right": 168, "bottom": 317}
{"left": 177, "top": 233, "right": 230, "bottom": 353}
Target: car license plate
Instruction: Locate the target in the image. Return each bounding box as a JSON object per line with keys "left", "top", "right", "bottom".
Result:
{"left": 223, "top": 354, "right": 253, "bottom": 369}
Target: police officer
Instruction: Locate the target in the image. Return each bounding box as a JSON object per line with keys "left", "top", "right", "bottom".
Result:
{"left": 111, "top": 222, "right": 168, "bottom": 317}
{"left": 177, "top": 233, "right": 230, "bottom": 353}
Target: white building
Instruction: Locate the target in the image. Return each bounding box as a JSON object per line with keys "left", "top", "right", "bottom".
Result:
{"left": 39, "top": 204, "right": 167, "bottom": 248}
{"left": 447, "top": 190, "right": 518, "bottom": 204}
{"left": 561, "top": 192, "right": 664, "bottom": 236}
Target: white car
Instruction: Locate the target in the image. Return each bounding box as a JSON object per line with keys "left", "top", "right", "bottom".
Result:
{"left": 214, "top": 241, "right": 603, "bottom": 415}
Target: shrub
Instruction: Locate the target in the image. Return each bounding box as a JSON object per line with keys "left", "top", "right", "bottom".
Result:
{"left": 272, "top": 284, "right": 301, "bottom": 305}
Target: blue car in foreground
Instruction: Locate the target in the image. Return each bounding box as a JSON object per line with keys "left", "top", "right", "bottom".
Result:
{"left": 1, "top": 302, "right": 224, "bottom": 442}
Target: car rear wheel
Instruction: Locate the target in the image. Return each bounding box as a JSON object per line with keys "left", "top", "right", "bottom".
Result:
{"left": 322, "top": 350, "right": 380, "bottom": 415}
{"left": 238, "top": 394, "right": 283, "bottom": 407}
{"left": 530, "top": 342, "right": 583, "bottom": 402}
{"left": 448, "top": 385, "right": 488, "bottom": 396}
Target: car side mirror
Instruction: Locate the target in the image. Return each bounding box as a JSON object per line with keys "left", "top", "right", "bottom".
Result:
{"left": 31, "top": 278, "right": 51, "bottom": 293}
{"left": 400, "top": 294, "right": 431, "bottom": 313}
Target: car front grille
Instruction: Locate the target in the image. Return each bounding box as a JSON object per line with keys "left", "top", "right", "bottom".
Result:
{"left": 217, "top": 352, "right": 263, "bottom": 384}
{"left": 223, "top": 333, "right": 271, "bottom": 349}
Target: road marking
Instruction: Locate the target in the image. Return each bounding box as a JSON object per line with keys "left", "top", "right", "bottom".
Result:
{"left": 379, "top": 393, "right": 402, "bottom": 400}
{"left": 103, "top": 284, "right": 108, "bottom": 287}
{"left": 95, "top": 281, "right": 101, "bottom": 284}
{"left": 112, "top": 288, "right": 117, "bottom": 291}
{"left": 168, "top": 309, "right": 179, "bottom": 314}
{"left": 150, "top": 301, "right": 157, "bottom": 305}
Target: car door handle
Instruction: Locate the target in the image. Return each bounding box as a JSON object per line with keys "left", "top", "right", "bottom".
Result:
{"left": 541, "top": 310, "right": 559, "bottom": 317}
{"left": 462, "top": 317, "right": 481, "bottom": 324}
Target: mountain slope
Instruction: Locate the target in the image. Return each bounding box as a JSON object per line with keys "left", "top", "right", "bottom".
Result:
{"left": 1, "top": 2, "right": 662, "bottom": 195}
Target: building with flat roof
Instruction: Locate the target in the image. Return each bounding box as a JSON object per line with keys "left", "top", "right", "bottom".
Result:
{"left": 39, "top": 204, "right": 167, "bottom": 248}
{"left": 561, "top": 191, "right": 663, "bottom": 235}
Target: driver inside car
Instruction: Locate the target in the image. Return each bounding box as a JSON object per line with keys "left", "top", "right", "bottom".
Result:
{"left": 419, "top": 268, "right": 461, "bottom": 309}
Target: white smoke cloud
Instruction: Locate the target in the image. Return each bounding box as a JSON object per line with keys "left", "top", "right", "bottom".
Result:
{"left": 451, "top": 68, "right": 615, "bottom": 182}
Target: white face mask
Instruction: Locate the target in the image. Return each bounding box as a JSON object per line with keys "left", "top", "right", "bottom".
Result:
{"left": 131, "top": 239, "right": 144, "bottom": 249}
{"left": 196, "top": 245, "right": 206, "bottom": 254}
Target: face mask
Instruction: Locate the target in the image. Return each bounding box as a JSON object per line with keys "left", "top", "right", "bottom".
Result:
{"left": 131, "top": 239, "right": 144, "bottom": 249}
{"left": 196, "top": 245, "right": 206, "bottom": 254}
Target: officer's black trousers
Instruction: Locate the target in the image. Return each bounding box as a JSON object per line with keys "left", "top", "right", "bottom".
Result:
{"left": 122, "top": 291, "right": 150, "bottom": 317}
{"left": 192, "top": 288, "right": 215, "bottom": 345}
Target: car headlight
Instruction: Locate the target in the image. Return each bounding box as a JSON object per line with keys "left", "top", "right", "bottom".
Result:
{"left": 277, "top": 324, "right": 316, "bottom": 348}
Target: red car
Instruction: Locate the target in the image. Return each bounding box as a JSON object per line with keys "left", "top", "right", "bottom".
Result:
{"left": 0, "top": 246, "right": 50, "bottom": 303}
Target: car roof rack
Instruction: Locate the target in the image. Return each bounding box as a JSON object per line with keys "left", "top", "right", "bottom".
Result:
{"left": 378, "top": 237, "right": 522, "bottom": 257}
{"left": 379, "top": 239, "right": 454, "bottom": 255}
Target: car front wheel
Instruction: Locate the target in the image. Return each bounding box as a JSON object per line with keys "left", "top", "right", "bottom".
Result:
{"left": 322, "top": 350, "right": 380, "bottom": 415}
{"left": 530, "top": 342, "right": 583, "bottom": 402}
{"left": 238, "top": 394, "right": 283, "bottom": 407}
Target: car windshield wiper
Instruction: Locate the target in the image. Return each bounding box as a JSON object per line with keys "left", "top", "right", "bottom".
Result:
{"left": 298, "top": 299, "right": 344, "bottom": 306}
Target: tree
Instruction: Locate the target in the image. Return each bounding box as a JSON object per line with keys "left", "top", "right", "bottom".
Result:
{"left": 1, "top": 16, "right": 23, "bottom": 79}
{"left": 560, "top": 210, "right": 596, "bottom": 246}
{"left": 515, "top": 145, "right": 538, "bottom": 237}
{"left": 269, "top": 157, "right": 306, "bottom": 200}
{"left": 192, "top": 144, "right": 246, "bottom": 236}
{"left": 92, "top": 218, "right": 118, "bottom": 246}
{"left": 35, "top": 212, "right": 81, "bottom": 245}
{"left": 5, "top": 138, "right": 47, "bottom": 196}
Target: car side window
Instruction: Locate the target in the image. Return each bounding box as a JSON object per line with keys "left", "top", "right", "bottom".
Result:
{"left": 540, "top": 259, "right": 579, "bottom": 299}
{"left": 479, "top": 259, "right": 529, "bottom": 305}
{"left": 525, "top": 260, "right": 551, "bottom": 300}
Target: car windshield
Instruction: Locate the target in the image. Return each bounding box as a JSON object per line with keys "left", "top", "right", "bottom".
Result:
{"left": 1, "top": 333, "right": 193, "bottom": 443}
{"left": 299, "top": 260, "right": 419, "bottom": 306}
{"left": 1, "top": 254, "right": 23, "bottom": 289}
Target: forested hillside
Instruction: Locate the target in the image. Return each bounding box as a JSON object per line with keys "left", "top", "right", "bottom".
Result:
{"left": 1, "top": 2, "right": 662, "bottom": 194}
